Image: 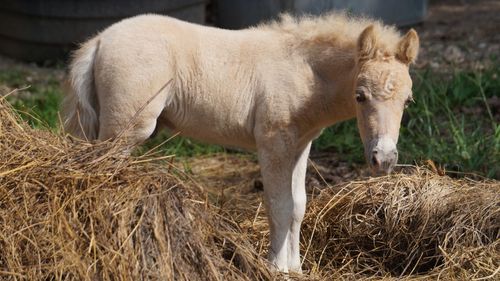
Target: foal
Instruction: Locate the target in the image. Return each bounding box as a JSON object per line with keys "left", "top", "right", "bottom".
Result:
{"left": 64, "top": 13, "right": 419, "bottom": 273}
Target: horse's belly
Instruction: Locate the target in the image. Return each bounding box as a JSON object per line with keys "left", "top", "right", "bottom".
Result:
{"left": 159, "top": 110, "right": 256, "bottom": 150}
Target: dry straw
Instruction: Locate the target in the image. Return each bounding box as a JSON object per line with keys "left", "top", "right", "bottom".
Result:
{"left": 0, "top": 92, "right": 498, "bottom": 280}
{"left": 299, "top": 170, "right": 499, "bottom": 280}
{"left": 0, "top": 94, "right": 272, "bottom": 280}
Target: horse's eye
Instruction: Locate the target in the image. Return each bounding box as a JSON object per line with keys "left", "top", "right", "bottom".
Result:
{"left": 355, "top": 90, "right": 366, "bottom": 102}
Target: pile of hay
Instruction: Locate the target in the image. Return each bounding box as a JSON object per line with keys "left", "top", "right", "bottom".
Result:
{"left": 1, "top": 94, "right": 499, "bottom": 280}
{"left": 299, "top": 169, "right": 499, "bottom": 280}
{"left": 0, "top": 96, "right": 271, "bottom": 280}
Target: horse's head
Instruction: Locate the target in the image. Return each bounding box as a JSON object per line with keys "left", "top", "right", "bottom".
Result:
{"left": 354, "top": 25, "right": 419, "bottom": 175}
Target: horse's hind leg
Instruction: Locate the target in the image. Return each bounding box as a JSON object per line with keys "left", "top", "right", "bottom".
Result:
{"left": 97, "top": 81, "right": 170, "bottom": 148}
{"left": 93, "top": 34, "right": 174, "bottom": 148}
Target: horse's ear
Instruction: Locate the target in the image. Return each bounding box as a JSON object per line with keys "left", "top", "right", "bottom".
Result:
{"left": 357, "top": 25, "right": 377, "bottom": 61}
{"left": 396, "top": 29, "right": 419, "bottom": 64}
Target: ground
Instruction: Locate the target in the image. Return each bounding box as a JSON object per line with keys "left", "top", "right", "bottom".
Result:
{"left": 414, "top": 0, "right": 500, "bottom": 72}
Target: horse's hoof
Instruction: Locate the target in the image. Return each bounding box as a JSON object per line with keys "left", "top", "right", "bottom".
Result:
{"left": 288, "top": 267, "right": 303, "bottom": 276}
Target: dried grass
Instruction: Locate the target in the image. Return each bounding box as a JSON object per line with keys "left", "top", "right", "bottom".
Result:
{"left": 1, "top": 94, "right": 499, "bottom": 280}
{"left": 0, "top": 95, "right": 272, "bottom": 280}
{"left": 300, "top": 169, "right": 499, "bottom": 280}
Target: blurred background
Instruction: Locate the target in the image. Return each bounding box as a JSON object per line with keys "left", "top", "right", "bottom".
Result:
{"left": 0, "top": 0, "right": 428, "bottom": 62}
{"left": 0, "top": 0, "right": 498, "bottom": 180}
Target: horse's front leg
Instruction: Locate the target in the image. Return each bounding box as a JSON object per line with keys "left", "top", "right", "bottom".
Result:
{"left": 288, "top": 141, "right": 311, "bottom": 273}
{"left": 257, "top": 135, "right": 310, "bottom": 273}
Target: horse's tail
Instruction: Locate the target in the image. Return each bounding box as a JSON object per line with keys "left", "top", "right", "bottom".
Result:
{"left": 63, "top": 36, "right": 100, "bottom": 140}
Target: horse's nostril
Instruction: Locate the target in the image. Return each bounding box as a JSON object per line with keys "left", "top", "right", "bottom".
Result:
{"left": 371, "top": 154, "right": 379, "bottom": 166}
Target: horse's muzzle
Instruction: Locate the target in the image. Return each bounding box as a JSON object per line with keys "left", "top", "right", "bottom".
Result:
{"left": 367, "top": 137, "right": 398, "bottom": 175}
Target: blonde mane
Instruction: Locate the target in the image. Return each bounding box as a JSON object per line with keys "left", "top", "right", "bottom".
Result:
{"left": 260, "top": 12, "right": 403, "bottom": 55}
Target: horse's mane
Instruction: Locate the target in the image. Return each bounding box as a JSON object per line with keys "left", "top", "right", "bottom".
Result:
{"left": 259, "top": 12, "right": 402, "bottom": 54}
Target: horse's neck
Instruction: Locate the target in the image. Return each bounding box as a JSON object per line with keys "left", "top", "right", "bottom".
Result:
{"left": 300, "top": 42, "right": 358, "bottom": 127}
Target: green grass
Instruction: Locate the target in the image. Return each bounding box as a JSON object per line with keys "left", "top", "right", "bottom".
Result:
{"left": 400, "top": 68, "right": 499, "bottom": 178}
{"left": 136, "top": 131, "right": 227, "bottom": 157}
{"left": 0, "top": 69, "right": 62, "bottom": 129}
{"left": 313, "top": 120, "right": 364, "bottom": 163}
{"left": 1, "top": 65, "right": 498, "bottom": 178}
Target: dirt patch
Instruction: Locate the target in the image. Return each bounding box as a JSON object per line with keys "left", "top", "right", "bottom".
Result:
{"left": 414, "top": 0, "right": 500, "bottom": 71}
{"left": 184, "top": 152, "right": 371, "bottom": 200}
